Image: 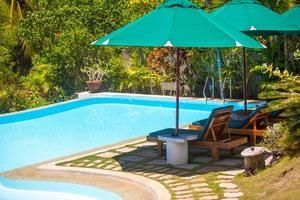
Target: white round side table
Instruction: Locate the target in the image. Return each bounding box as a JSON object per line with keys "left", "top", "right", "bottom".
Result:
{"left": 158, "top": 134, "right": 198, "bottom": 165}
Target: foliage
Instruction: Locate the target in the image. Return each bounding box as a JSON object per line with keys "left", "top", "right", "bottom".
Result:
{"left": 81, "top": 64, "right": 106, "bottom": 82}
{"left": 147, "top": 48, "right": 176, "bottom": 80}
{"left": 255, "top": 64, "right": 300, "bottom": 153}
{"left": 260, "top": 123, "right": 289, "bottom": 153}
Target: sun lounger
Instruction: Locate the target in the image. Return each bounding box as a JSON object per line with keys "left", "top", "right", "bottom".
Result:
{"left": 192, "top": 103, "right": 268, "bottom": 145}
{"left": 147, "top": 106, "right": 248, "bottom": 160}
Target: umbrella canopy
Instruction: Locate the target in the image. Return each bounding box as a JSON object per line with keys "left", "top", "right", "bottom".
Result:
{"left": 93, "top": 0, "right": 264, "bottom": 136}
{"left": 93, "top": 0, "right": 264, "bottom": 48}
{"left": 211, "top": 0, "right": 300, "bottom": 112}
{"left": 282, "top": 5, "right": 300, "bottom": 28}
{"left": 211, "top": 0, "right": 300, "bottom": 36}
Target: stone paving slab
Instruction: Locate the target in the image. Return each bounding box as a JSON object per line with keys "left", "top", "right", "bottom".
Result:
{"left": 133, "top": 149, "right": 157, "bottom": 157}
{"left": 215, "top": 159, "right": 244, "bottom": 166}
{"left": 57, "top": 140, "right": 246, "bottom": 200}
{"left": 147, "top": 159, "right": 169, "bottom": 165}
{"left": 97, "top": 152, "right": 121, "bottom": 158}
{"left": 119, "top": 155, "right": 146, "bottom": 162}
{"left": 197, "top": 166, "right": 228, "bottom": 174}
{"left": 174, "top": 164, "right": 200, "bottom": 170}
{"left": 116, "top": 147, "right": 137, "bottom": 153}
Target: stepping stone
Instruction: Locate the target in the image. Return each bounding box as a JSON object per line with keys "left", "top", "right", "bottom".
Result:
{"left": 219, "top": 183, "right": 237, "bottom": 189}
{"left": 104, "top": 165, "right": 115, "bottom": 170}
{"left": 163, "top": 179, "right": 178, "bottom": 184}
{"left": 222, "top": 169, "right": 244, "bottom": 176}
{"left": 199, "top": 195, "right": 218, "bottom": 200}
{"left": 96, "top": 164, "right": 104, "bottom": 168}
{"left": 194, "top": 188, "right": 213, "bottom": 193}
{"left": 157, "top": 174, "right": 174, "bottom": 180}
{"left": 168, "top": 169, "right": 181, "bottom": 174}
{"left": 191, "top": 183, "right": 208, "bottom": 188}
{"left": 224, "top": 192, "right": 244, "bottom": 198}
{"left": 134, "top": 150, "right": 157, "bottom": 157}
{"left": 197, "top": 166, "right": 228, "bottom": 174}
{"left": 147, "top": 159, "right": 168, "bottom": 165}
{"left": 86, "top": 163, "right": 96, "bottom": 167}
{"left": 215, "top": 159, "right": 244, "bottom": 166}
{"left": 134, "top": 142, "right": 155, "bottom": 147}
{"left": 172, "top": 185, "right": 190, "bottom": 191}
{"left": 142, "top": 165, "right": 158, "bottom": 170}
{"left": 221, "top": 198, "right": 238, "bottom": 200}
{"left": 217, "top": 175, "right": 235, "bottom": 180}
{"left": 169, "top": 182, "right": 186, "bottom": 187}
{"left": 82, "top": 160, "right": 90, "bottom": 163}
{"left": 224, "top": 189, "right": 240, "bottom": 193}
{"left": 189, "top": 177, "right": 206, "bottom": 183}
{"left": 93, "top": 160, "right": 102, "bottom": 164}
{"left": 120, "top": 155, "right": 146, "bottom": 162}
{"left": 64, "top": 163, "right": 73, "bottom": 167}
{"left": 175, "top": 194, "right": 194, "bottom": 199}
{"left": 75, "top": 163, "right": 86, "bottom": 167}
{"left": 97, "top": 152, "right": 120, "bottom": 158}
{"left": 116, "top": 147, "right": 137, "bottom": 153}
{"left": 193, "top": 156, "right": 213, "bottom": 163}
{"left": 174, "top": 190, "right": 193, "bottom": 195}
{"left": 148, "top": 174, "right": 163, "bottom": 178}
{"left": 215, "top": 179, "right": 232, "bottom": 183}
{"left": 175, "top": 164, "right": 199, "bottom": 170}
{"left": 176, "top": 171, "right": 193, "bottom": 176}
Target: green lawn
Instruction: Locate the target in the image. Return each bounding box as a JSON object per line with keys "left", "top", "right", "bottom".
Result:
{"left": 236, "top": 156, "right": 300, "bottom": 200}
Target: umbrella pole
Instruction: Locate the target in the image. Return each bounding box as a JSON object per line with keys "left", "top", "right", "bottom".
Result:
{"left": 175, "top": 48, "right": 180, "bottom": 136}
{"left": 242, "top": 47, "right": 248, "bottom": 114}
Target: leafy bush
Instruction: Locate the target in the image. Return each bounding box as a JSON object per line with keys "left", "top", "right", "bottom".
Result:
{"left": 255, "top": 64, "right": 300, "bottom": 154}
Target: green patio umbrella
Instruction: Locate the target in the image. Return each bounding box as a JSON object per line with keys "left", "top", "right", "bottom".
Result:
{"left": 93, "top": 0, "right": 264, "bottom": 136}
{"left": 282, "top": 5, "right": 300, "bottom": 28}
{"left": 211, "top": 0, "right": 300, "bottom": 112}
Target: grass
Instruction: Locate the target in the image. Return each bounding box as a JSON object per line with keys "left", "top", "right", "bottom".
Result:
{"left": 236, "top": 156, "right": 300, "bottom": 200}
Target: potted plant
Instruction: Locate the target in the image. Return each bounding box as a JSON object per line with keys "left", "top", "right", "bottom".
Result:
{"left": 81, "top": 64, "right": 106, "bottom": 93}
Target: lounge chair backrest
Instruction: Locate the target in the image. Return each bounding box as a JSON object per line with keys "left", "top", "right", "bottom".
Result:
{"left": 241, "top": 104, "right": 268, "bottom": 128}
{"left": 199, "top": 105, "right": 234, "bottom": 141}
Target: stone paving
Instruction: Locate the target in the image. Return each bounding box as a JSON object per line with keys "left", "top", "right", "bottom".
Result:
{"left": 57, "top": 140, "right": 247, "bottom": 200}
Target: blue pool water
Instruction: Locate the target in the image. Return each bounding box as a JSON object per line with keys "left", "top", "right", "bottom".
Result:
{"left": 0, "top": 95, "right": 251, "bottom": 172}
{"left": 0, "top": 177, "right": 120, "bottom": 200}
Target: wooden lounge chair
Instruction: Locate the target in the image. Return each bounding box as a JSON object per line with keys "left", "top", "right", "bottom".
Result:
{"left": 147, "top": 106, "right": 248, "bottom": 160}
{"left": 192, "top": 104, "right": 269, "bottom": 145}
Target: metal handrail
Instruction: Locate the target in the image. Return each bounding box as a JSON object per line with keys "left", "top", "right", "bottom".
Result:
{"left": 203, "top": 76, "right": 210, "bottom": 101}
{"left": 221, "top": 78, "right": 227, "bottom": 101}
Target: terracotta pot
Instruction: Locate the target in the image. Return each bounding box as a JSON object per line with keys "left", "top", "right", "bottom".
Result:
{"left": 86, "top": 80, "right": 102, "bottom": 93}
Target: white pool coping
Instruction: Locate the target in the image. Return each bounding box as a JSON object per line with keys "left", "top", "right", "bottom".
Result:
{"left": 39, "top": 164, "right": 170, "bottom": 200}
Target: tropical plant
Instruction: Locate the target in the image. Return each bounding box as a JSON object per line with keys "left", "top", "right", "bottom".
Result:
{"left": 81, "top": 64, "right": 106, "bottom": 82}
{"left": 255, "top": 63, "right": 300, "bottom": 153}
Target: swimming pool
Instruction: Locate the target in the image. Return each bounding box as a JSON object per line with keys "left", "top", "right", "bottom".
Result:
{"left": 0, "top": 95, "right": 251, "bottom": 172}
{"left": 0, "top": 177, "right": 121, "bottom": 200}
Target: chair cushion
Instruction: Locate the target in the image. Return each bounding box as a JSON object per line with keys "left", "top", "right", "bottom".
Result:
{"left": 228, "top": 120, "right": 246, "bottom": 128}
{"left": 192, "top": 118, "right": 208, "bottom": 126}
{"left": 148, "top": 128, "right": 205, "bottom": 140}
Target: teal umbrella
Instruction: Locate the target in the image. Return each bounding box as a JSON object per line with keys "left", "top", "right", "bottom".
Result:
{"left": 211, "top": 0, "right": 300, "bottom": 112}
{"left": 282, "top": 5, "right": 300, "bottom": 28}
{"left": 93, "top": 0, "right": 264, "bottom": 136}
{"left": 211, "top": 0, "right": 300, "bottom": 36}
